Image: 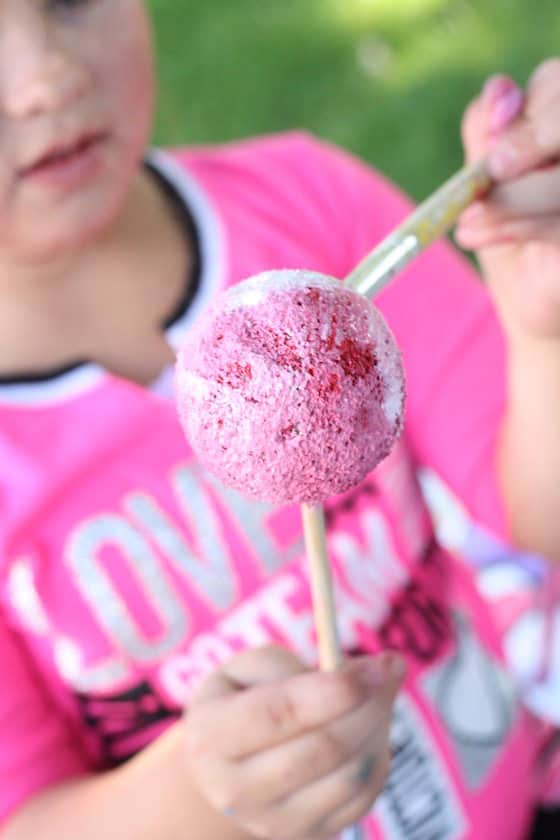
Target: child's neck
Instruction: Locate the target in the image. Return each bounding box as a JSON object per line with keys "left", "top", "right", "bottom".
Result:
{"left": 0, "top": 169, "right": 192, "bottom": 386}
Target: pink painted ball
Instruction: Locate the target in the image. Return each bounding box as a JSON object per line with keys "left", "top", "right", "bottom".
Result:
{"left": 175, "top": 270, "right": 406, "bottom": 505}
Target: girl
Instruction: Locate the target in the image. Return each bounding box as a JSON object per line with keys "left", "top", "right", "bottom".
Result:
{"left": 1, "top": 1, "right": 560, "bottom": 838}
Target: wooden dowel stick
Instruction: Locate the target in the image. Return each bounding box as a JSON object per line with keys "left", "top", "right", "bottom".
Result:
{"left": 301, "top": 502, "right": 342, "bottom": 672}
{"left": 301, "top": 503, "right": 365, "bottom": 840}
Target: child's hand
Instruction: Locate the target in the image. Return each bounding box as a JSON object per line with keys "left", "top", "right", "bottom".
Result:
{"left": 457, "top": 58, "right": 560, "bottom": 340}
{"left": 184, "top": 646, "right": 405, "bottom": 839}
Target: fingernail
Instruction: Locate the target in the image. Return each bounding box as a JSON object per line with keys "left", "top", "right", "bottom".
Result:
{"left": 489, "top": 86, "right": 524, "bottom": 133}
{"left": 488, "top": 143, "right": 519, "bottom": 178}
{"left": 482, "top": 74, "right": 515, "bottom": 105}
{"left": 361, "top": 652, "right": 406, "bottom": 686}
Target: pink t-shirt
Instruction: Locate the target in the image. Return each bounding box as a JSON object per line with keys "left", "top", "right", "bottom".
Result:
{"left": 0, "top": 133, "right": 553, "bottom": 837}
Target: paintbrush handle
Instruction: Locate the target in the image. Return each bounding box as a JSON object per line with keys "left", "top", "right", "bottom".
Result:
{"left": 345, "top": 161, "right": 491, "bottom": 298}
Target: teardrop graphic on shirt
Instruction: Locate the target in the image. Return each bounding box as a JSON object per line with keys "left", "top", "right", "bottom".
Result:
{"left": 437, "top": 614, "right": 513, "bottom": 747}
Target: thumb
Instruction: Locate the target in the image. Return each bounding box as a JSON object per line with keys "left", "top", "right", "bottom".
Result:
{"left": 192, "top": 645, "right": 308, "bottom": 703}
{"left": 360, "top": 651, "right": 407, "bottom": 705}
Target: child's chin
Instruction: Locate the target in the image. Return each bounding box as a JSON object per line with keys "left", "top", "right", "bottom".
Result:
{"left": 24, "top": 191, "right": 125, "bottom": 259}
{"left": 18, "top": 226, "right": 96, "bottom": 264}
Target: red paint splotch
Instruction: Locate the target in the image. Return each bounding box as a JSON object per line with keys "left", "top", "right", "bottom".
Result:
{"left": 338, "top": 338, "right": 376, "bottom": 381}
{"left": 279, "top": 423, "right": 299, "bottom": 441}
{"left": 216, "top": 361, "right": 253, "bottom": 388}
{"left": 316, "top": 372, "right": 341, "bottom": 398}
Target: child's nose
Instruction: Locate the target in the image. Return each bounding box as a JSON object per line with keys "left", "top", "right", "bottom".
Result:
{"left": 0, "top": 17, "right": 89, "bottom": 119}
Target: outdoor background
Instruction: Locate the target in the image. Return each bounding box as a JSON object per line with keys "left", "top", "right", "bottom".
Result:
{"left": 149, "top": 0, "right": 559, "bottom": 201}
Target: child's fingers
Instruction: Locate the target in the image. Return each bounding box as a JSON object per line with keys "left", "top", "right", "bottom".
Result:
{"left": 313, "top": 752, "right": 391, "bottom": 839}
{"left": 190, "top": 645, "right": 306, "bottom": 703}
{"left": 229, "top": 680, "right": 398, "bottom": 808}
{"left": 456, "top": 212, "right": 560, "bottom": 250}
{"left": 526, "top": 58, "right": 560, "bottom": 112}
{"left": 488, "top": 109, "right": 560, "bottom": 181}
{"left": 186, "top": 653, "right": 404, "bottom": 832}
{"left": 488, "top": 58, "right": 560, "bottom": 179}
{"left": 220, "top": 645, "right": 307, "bottom": 689}
{"left": 256, "top": 729, "right": 392, "bottom": 839}
{"left": 462, "top": 74, "right": 524, "bottom": 163}
{"left": 189, "top": 654, "right": 404, "bottom": 761}
{"left": 489, "top": 165, "right": 560, "bottom": 218}
{"left": 458, "top": 165, "right": 560, "bottom": 223}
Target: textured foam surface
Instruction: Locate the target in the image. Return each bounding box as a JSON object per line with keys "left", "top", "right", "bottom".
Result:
{"left": 176, "top": 270, "right": 406, "bottom": 504}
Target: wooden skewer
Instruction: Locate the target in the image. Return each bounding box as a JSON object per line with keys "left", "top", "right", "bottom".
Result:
{"left": 301, "top": 502, "right": 342, "bottom": 671}
{"left": 301, "top": 503, "right": 365, "bottom": 840}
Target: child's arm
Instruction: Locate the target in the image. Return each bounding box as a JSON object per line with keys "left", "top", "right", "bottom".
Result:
{"left": 498, "top": 339, "right": 560, "bottom": 562}
{"left": 456, "top": 58, "right": 560, "bottom": 561}
{"left": 3, "top": 647, "right": 404, "bottom": 840}
{"left": 2, "top": 723, "right": 251, "bottom": 840}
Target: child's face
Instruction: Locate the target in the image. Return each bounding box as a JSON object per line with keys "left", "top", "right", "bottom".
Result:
{"left": 0, "top": 0, "right": 154, "bottom": 261}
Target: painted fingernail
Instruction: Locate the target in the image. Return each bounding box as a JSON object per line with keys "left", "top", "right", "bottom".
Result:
{"left": 489, "top": 86, "right": 524, "bottom": 133}
{"left": 482, "top": 74, "right": 514, "bottom": 105}
{"left": 361, "top": 652, "right": 406, "bottom": 686}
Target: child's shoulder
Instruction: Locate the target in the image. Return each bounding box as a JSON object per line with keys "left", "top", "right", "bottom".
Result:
{"left": 161, "top": 130, "right": 409, "bottom": 218}
{"left": 155, "top": 132, "right": 413, "bottom": 282}
{"left": 167, "top": 130, "right": 336, "bottom": 178}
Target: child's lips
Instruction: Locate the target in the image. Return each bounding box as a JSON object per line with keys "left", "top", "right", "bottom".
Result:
{"left": 19, "top": 132, "right": 108, "bottom": 188}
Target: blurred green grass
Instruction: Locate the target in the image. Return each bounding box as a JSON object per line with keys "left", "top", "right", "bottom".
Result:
{"left": 149, "top": 0, "right": 558, "bottom": 199}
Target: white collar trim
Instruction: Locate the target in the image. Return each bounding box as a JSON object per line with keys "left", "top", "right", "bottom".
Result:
{"left": 0, "top": 149, "right": 226, "bottom": 408}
